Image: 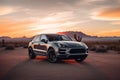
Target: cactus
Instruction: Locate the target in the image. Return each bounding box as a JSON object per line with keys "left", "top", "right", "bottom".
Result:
{"left": 74, "top": 34, "right": 82, "bottom": 42}
{"left": 2, "top": 39, "right": 5, "bottom": 44}
{"left": 1, "top": 39, "right": 5, "bottom": 47}
{"left": 119, "top": 40, "right": 120, "bottom": 43}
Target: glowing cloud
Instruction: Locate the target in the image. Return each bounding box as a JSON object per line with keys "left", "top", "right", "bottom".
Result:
{"left": 0, "top": 0, "right": 120, "bottom": 37}
{"left": 91, "top": 7, "right": 120, "bottom": 20}
{"left": 0, "top": 6, "right": 16, "bottom": 15}
{"left": 111, "top": 21, "right": 120, "bottom": 25}
{"left": 0, "top": 18, "right": 37, "bottom": 37}
{"left": 40, "top": 11, "right": 74, "bottom": 23}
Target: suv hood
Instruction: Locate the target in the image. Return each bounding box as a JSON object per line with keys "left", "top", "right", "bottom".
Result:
{"left": 53, "top": 41, "right": 87, "bottom": 48}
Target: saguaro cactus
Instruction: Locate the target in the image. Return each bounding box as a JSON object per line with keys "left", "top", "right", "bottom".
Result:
{"left": 2, "top": 39, "right": 5, "bottom": 47}
{"left": 119, "top": 40, "right": 120, "bottom": 43}
{"left": 74, "top": 34, "right": 82, "bottom": 42}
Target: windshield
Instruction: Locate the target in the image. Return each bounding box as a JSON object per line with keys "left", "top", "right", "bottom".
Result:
{"left": 46, "top": 34, "right": 72, "bottom": 41}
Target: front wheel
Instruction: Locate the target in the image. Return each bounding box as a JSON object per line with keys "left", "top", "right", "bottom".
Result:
{"left": 47, "top": 49, "right": 60, "bottom": 63}
{"left": 75, "top": 55, "right": 87, "bottom": 62}
{"left": 28, "top": 48, "right": 36, "bottom": 59}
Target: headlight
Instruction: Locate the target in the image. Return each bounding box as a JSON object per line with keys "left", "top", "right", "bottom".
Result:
{"left": 81, "top": 42, "right": 88, "bottom": 49}
{"left": 54, "top": 43, "right": 67, "bottom": 48}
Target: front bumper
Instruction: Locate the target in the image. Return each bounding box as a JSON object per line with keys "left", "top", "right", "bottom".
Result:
{"left": 56, "top": 48, "right": 88, "bottom": 59}
{"left": 57, "top": 50, "right": 88, "bottom": 59}
{"left": 57, "top": 53, "right": 88, "bottom": 59}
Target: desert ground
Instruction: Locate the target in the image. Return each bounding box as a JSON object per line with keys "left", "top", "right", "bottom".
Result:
{"left": 0, "top": 47, "right": 120, "bottom": 80}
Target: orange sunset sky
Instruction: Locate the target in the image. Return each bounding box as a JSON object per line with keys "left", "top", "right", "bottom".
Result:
{"left": 0, "top": 0, "right": 120, "bottom": 37}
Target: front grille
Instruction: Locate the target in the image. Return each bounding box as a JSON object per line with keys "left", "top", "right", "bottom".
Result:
{"left": 59, "top": 48, "right": 66, "bottom": 54}
{"left": 59, "top": 52, "right": 66, "bottom": 54}
{"left": 59, "top": 48, "right": 66, "bottom": 51}
{"left": 70, "top": 49, "right": 86, "bottom": 53}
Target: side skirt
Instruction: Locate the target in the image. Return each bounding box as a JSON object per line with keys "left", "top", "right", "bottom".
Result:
{"left": 34, "top": 50, "right": 47, "bottom": 56}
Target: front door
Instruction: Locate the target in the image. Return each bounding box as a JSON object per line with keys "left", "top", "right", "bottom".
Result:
{"left": 39, "top": 35, "right": 48, "bottom": 54}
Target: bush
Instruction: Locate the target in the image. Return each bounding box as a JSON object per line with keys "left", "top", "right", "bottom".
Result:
{"left": 96, "top": 48, "right": 107, "bottom": 53}
{"left": 89, "top": 46, "right": 96, "bottom": 51}
{"left": 5, "top": 44, "right": 15, "bottom": 50}
{"left": 23, "top": 45, "right": 28, "bottom": 48}
{"left": 14, "top": 43, "right": 21, "bottom": 47}
{"left": 115, "top": 46, "right": 120, "bottom": 51}
{"left": 95, "top": 45, "right": 108, "bottom": 53}
{"left": 118, "top": 51, "right": 120, "bottom": 54}
{"left": 1, "top": 44, "right": 6, "bottom": 47}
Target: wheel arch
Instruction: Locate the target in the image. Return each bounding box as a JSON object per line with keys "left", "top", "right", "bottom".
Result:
{"left": 28, "top": 46, "right": 33, "bottom": 51}
{"left": 47, "top": 47, "right": 55, "bottom": 52}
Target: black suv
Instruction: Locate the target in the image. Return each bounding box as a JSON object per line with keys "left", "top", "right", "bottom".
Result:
{"left": 28, "top": 34, "right": 88, "bottom": 63}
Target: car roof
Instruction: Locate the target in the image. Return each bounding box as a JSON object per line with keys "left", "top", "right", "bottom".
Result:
{"left": 34, "top": 34, "right": 66, "bottom": 38}
{"left": 39, "top": 34, "right": 65, "bottom": 36}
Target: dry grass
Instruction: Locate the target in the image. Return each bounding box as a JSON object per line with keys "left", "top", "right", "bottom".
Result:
{"left": 85, "top": 40, "right": 120, "bottom": 53}
{"left": 0, "top": 41, "right": 29, "bottom": 50}
{"left": 5, "top": 44, "right": 15, "bottom": 50}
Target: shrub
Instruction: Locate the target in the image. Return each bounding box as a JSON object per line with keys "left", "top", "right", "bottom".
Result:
{"left": 5, "top": 44, "right": 15, "bottom": 50}
{"left": 23, "top": 45, "right": 28, "bottom": 48}
{"left": 118, "top": 51, "right": 120, "bottom": 54}
{"left": 96, "top": 48, "right": 107, "bottom": 53}
{"left": 89, "top": 46, "right": 96, "bottom": 51}
{"left": 95, "top": 45, "right": 108, "bottom": 53}
{"left": 1, "top": 39, "right": 5, "bottom": 47}
{"left": 115, "top": 46, "right": 120, "bottom": 51}
{"left": 14, "top": 43, "right": 21, "bottom": 47}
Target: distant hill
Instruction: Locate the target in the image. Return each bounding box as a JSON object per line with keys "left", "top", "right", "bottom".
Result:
{"left": 0, "top": 36, "right": 32, "bottom": 42}
{"left": 0, "top": 31, "right": 119, "bottom": 43}
{"left": 57, "top": 31, "right": 120, "bottom": 42}
{"left": 0, "top": 36, "right": 11, "bottom": 39}
{"left": 58, "top": 31, "right": 97, "bottom": 38}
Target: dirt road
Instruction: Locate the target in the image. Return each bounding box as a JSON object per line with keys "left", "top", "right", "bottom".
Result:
{"left": 0, "top": 48, "right": 120, "bottom": 80}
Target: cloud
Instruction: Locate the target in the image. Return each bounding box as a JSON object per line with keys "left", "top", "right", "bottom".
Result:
{"left": 0, "top": 0, "right": 80, "bottom": 9}
{"left": 40, "top": 11, "right": 74, "bottom": 23}
{"left": 83, "top": 0, "right": 105, "bottom": 3}
{"left": 111, "top": 21, "right": 120, "bottom": 25}
{"left": 91, "top": 7, "right": 120, "bottom": 20}
{"left": 28, "top": 10, "right": 89, "bottom": 34}
{"left": 0, "top": 0, "right": 120, "bottom": 37}
{"left": 0, "top": 17, "right": 37, "bottom": 37}
{"left": 0, "top": 6, "right": 16, "bottom": 15}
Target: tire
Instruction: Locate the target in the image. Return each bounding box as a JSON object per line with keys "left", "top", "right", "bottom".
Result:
{"left": 28, "top": 48, "right": 36, "bottom": 59}
{"left": 75, "top": 55, "right": 87, "bottom": 62}
{"left": 47, "top": 49, "right": 59, "bottom": 63}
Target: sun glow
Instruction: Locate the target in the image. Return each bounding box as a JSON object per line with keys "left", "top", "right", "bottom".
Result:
{"left": 41, "top": 17, "right": 56, "bottom": 22}
{"left": 29, "top": 23, "right": 63, "bottom": 34}
{"left": 38, "top": 29, "right": 60, "bottom": 34}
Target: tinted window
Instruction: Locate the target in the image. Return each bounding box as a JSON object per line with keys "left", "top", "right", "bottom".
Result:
{"left": 40, "top": 35, "right": 48, "bottom": 41}
{"left": 32, "top": 36, "right": 40, "bottom": 42}
{"left": 46, "top": 34, "right": 72, "bottom": 41}
{"left": 61, "top": 35, "right": 71, "bottom": 41}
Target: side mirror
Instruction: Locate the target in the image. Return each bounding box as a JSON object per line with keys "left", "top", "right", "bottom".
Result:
{"left": 41, "top": 39, "right": 48, "bottom": 43}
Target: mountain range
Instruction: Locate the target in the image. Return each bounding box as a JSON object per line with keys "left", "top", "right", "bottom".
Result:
{"left": 57, "top": 31, "right": 97, "bottom": 38}
{"left": 0, "top": 31, "right": 119, "bottom": 42}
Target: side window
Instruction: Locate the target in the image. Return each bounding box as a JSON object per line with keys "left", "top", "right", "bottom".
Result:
{"left": 61, "top": 35, "right": 69, "bottom": 41}
{"left": 40, "top": 35, "right": 48, "bottom": 41}
{"left": 32, "top": 36, "right": 37, "bottom": 42}
{"left": 32, "top": 36, "right": 40, "bottom": 42}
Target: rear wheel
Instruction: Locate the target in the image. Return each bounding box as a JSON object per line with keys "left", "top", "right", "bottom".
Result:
{"left": 75, "top": 55, "right": 87, "bottom": 62}
{"left": 28, "top": 48, "right": 36, "bottom": 59}
{"left": 47, "top": 49, "right": 60, "bottom": 63}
